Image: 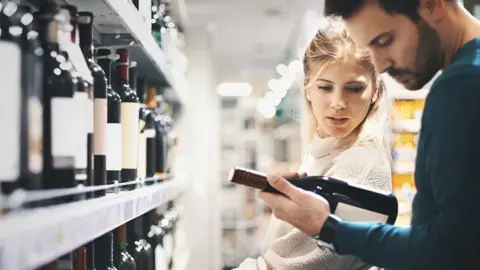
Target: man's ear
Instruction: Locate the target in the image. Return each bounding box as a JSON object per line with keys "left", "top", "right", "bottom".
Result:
{"left": 418, "top": 0, "right": 448, "bottom": 23}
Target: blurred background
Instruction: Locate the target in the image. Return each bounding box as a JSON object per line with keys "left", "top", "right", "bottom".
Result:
{"left": 1, "top": 0, "right": 480, "bottom": 270}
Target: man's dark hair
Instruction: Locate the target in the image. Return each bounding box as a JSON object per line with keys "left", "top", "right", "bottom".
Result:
{"left": 324, "top": 0, "right": 421, "bottom": 21}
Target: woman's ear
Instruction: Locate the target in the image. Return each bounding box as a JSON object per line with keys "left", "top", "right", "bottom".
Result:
{"left": 371, "top": 89, "right": 379, "bottom": 104}
{"left": 305, "top": 90, "right": 311, "bottom": 101}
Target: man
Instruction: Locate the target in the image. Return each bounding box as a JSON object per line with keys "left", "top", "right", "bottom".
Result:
{"left": 259, "top": 0, "right": 480, "bottom": 269}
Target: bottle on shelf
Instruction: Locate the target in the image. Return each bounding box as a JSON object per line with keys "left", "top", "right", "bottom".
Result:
{"left": 145, "top": 210, "right": 168, "bottom": 270}
{"left": 96, "top": 48, "right": 122, "bottom": 187}
{"left": 145, "top": 110, "right": 156, "bottom": 181}
{"left": 145, "top": 88, "right": 167, "bottom": 180}
{"left": 0, "top": 1, "right": 44, "bottom": 196}
{"left": 129, "top": 63, "right": 148, "bottom": 183}
{"left": 114, "top": 48, "right": 140, "bottom": 189}
{"left": 96, "top": 232, "right": 119, "bottom": 270}
{"left": 127, "top": 217, "right": 153, "bottom": 270}
{"left": 77, "top": 11, "right": 107, "bottom": 198}
{"left": 74, "top": 246, "right": 87, "bottom": 270}
{"left": 57, "top": 7, "right": 89, "bottom": 191}
{"left": 37, "top": 0, "right": 77, "bottom": 202}
{"left": 113, "top": 225, "right": 136, "bottom": 270}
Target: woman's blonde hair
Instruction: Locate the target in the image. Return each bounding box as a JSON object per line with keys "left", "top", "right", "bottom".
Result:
{"left": 301, "top": 17, "right": 392, "bottom": 156}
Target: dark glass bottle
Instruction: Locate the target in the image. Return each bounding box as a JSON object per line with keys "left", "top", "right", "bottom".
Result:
{"left": 144, "top": 111, "right": 156, "bottom": 181}
{"left": 77, "top": 11, "right": 107, "bottom": 198}
{"left": 96, "top": 48, "right": 122, "bottom": 185}
{"left": 115, "top": 49, "right": 139, "bottom": 189}
{"left": 0, "top": 2, "right": 44, "bottom": 195}
{"left": 145, "top": 88, "right": 167, "bottom": 181}
{"left": 96, "top": 232, "right": 118, "bottom": 270}
{"left": 114, "top": 225, "right": 137, "bottom": 270}
{"left": 74, "top": 246, "right": 87, "bottom": 270}
{"left": 145, "top": 211, "right": 168, "bottom": 270}
{"left": 37, "top": 0, "right": 76, "bottom": 200}
{"left": 127, "top": 218, "right": 153, "bottom": 270}
{"left": 129, "top": 63, "right": 148, "bottom": 182}
{"left": 60, "top": 4, "right": 90, "bottom": 192}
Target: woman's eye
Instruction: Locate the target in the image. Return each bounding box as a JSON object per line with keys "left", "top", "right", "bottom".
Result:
{"left": 346, "top": 86, "right": 365, "bottom": 93}
{"left": 377, "top": 36, "right": 393, "bottom": 47}
{"left": 317, "top": 85, "right": 332, "bottom": 91}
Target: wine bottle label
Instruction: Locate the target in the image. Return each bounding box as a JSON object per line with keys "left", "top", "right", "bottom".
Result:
{"left": 0, "top": 42, "right": 21, "bottom": 180}
{"left": 74, "top": 92, "right": 88, "bottom": 169}
{"left": 144, "top": 128, "right": 155, "bottom": 138}
{"left": 139, "top": 116, "right": 146, "bottom": 130}
{"left": 28, "top": 97, "right": 43, "bottom": 174}
{"left": 51, "top": 97, "right": 77, "bottom": 159}
{"left": 137, "top": 133, "right": 146, "bottom": 178}
{"left": 93, "top": 98, "right": 107, "bottom": 155}
{"left": 155, "top": 246, "right": 169, "bottom": 270}
{"left": 121, "top": 103, "right": 139, "bottom": 169}
{"left": 334, "top": 202, "right": 389, "bottom": 223}
{"left": 106, "top": 123, "right": 122, "bottom": 170}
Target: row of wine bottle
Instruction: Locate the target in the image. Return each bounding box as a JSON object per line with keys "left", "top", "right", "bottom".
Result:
{"left": 0, "top": 0, "right": 174, "bottom": 202}
{"left": 39, "top": 208, "right": 179, "bottom": 270}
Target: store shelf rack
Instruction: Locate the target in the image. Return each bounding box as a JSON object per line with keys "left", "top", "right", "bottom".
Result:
{"left": 27, "top": 0, "right": 186, "bottom": 104}
{"left": 0, "top": 176, "right": 186, "bottom": 270}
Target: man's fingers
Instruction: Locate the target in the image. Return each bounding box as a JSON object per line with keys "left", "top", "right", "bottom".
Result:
{"left": 259, "top": 191, "right": 294, "bottom": 219}
{"left": 266, "top": 175, "right": 304, "bottom": 201}
{"left": 280, "top": 171, "right": 306, "bottom": 179}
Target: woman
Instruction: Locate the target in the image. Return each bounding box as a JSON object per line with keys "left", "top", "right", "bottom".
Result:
{"left": 236, "top": 17, "right": 392, "bottom": 270}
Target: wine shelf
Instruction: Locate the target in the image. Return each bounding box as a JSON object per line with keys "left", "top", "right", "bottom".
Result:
{"left": 0, "top": 176, "right": 186, "bottom": 270}
{"left": 27, "top": 0, "right": 186, "bottom": 104}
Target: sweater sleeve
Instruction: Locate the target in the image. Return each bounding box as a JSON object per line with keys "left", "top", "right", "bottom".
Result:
{"left": 258, "top": 145, "right": 391, "bottom": 270}
{"left": 333, "top": 73, "right": 480, "bottom": 270}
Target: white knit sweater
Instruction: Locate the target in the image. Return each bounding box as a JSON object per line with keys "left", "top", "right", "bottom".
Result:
{"left": 235, "top": 136, "right": 392, "bottom": 270}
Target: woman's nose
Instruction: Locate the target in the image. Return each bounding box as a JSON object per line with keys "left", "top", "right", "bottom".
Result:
{"left": 330, "top": 92, "right": 347, "bottom": 110}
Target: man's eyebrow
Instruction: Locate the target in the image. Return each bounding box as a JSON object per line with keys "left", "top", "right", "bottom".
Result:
{"left": 369, "top": 32, "right": 391, "bottom": 46}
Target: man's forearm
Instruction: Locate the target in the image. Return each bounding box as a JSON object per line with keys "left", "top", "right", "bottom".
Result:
{"left": 333, "top": 219, "right": 475, "bottom": 270}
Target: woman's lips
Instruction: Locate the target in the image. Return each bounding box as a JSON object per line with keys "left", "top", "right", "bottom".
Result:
{"left": 326, "top": 117, "right": 348, "bottom": 126}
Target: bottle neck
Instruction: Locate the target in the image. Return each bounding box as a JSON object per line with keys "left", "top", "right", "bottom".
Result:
{"left": 116, "top": 224, "right": 128, "bottom": 251}
{"left": 107, "top": 232, "right": 115, "bottom": 266}
{"left": 129, "top": 67, "right": 137, "bottom": 91}
{"left": 86, "top": 241, "right": 96, "bottom": 270}
{"left": 97, "top": 58, "right": 112, "bottom": 84}
{"left": 39, "top": 17, "right": 60, "bottom": 47}
{"left": 78, "top": 22, "right": 94, "bottom": 60}
{"left": 116, "top": 62, "right": 129, "bottom": 85}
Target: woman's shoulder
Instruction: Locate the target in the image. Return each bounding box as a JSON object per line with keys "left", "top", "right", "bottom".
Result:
{"left": 330, "top": 143, "right": 392, "bottom": 191}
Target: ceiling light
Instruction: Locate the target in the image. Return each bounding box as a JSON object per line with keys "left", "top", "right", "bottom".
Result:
{"left": 276, "top": 64, "right": 289, "bottom": 76}
{"left": 265, "top": 91, "right": 281, "bottom": 106}
{"left": 216, "top": 82, "right": 253, "bottom": 97}
{"left": 257, "top": 98, "right": 276, "bottom": 119}
{"left": 288, "top": 60, "right": 303, "bottom": 75}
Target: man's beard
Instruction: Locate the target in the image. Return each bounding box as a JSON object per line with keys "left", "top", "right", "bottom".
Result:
{"left": 387, "top": 19, "right": 442, "bottom": 90}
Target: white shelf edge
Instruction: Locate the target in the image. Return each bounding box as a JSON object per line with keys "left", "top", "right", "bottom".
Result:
{"left": 0, "top": 176, "right": 186, "bottom": 270}
{"left": 104, "top": 0, "right": 186, "bottom": 104}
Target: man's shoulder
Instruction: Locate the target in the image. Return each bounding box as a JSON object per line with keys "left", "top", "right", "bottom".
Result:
{"left": 433, "top": 40, "right": 480, "bottom": 89}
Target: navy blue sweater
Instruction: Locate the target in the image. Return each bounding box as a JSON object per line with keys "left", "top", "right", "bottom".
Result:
{"left": 332, "top": 38, "right": 480, "bottom": 270}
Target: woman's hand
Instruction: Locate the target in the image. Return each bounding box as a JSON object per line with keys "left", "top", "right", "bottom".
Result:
{"left": 258, "top": 174, "right": 331, "bottom": 237}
